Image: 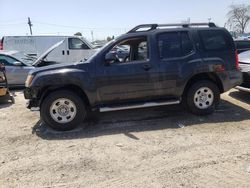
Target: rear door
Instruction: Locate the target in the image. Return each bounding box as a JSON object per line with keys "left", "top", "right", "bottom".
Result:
{"left": 155, "top": 31, "right": 198, "bottom": 97}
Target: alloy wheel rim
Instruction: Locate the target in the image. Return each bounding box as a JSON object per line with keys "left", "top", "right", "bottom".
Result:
{"left": 49, "top": 98, "right": 77, "bottom": 124}
{"left": 194, "top": 87, "right": 214, "bottom": 109}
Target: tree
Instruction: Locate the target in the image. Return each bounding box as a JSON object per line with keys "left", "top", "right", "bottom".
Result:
{"left": 107, "top": 36, "right": 112, "bottom": 41}
{"left": 74, "top": 32, "right": 82, "bottom": 36}
{"left": 227, "top": 4, "right": 250, "bottom": 34}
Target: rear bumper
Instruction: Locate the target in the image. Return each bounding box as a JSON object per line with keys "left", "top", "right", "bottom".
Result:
{"left": 218, "top": 70, "right": 243, "bottom": 92}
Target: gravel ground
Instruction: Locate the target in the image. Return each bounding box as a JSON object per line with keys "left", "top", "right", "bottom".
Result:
{"left": 0, "top": 89, "right": 250, "bottom": 188}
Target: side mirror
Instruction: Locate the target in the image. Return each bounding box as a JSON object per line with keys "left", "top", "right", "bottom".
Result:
{"left": 13, "top": 61, "right": 22, "bottom": 66}
{"left": 105, "top": 52, "right": 117, "bottom": 62}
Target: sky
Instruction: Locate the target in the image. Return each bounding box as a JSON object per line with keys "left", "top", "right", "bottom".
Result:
{"left": 0, "top": 0, "right": 250, "bottom": 41}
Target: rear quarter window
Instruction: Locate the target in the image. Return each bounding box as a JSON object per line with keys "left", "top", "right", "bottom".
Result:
{"left": 157, "top": 32, "right": 194, "bottom": 59}
{"left": 199, "top": 30, "right": 232, "bottom": 51}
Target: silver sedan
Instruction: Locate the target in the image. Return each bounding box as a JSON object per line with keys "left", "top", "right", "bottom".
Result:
{"left": 0, "top": 51, "right": 35, "bottom": 86}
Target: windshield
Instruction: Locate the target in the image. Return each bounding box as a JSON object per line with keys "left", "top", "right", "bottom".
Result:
{"left": 11, "top": 52, "right": 37, "bottom": 65}
{"left": 81, "top": 40, "right": 115, "bottom": 63}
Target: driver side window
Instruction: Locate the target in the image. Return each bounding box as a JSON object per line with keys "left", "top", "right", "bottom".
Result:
{"left": 108, "top": 36, "right": 148, "bottom": 64}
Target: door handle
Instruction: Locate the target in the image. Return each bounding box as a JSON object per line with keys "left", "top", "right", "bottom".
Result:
{"left": 143, "top": 64, "right": 151, "bottom": 71}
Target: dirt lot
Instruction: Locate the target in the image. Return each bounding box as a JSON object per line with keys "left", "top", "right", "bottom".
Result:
{"left": 0, "top": 89, "right": 250, "bottom": 188}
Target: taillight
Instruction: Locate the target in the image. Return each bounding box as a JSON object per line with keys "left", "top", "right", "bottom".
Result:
{"left": 235, "top": 50, "right": 239, "bottom": 70}
{"left": 0, "top": 42, "right": 2, "bottom": 50}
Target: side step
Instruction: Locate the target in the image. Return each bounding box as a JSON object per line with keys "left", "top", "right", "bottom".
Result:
{"left": 99, "top": 100, "right": 180, "bottom": 112}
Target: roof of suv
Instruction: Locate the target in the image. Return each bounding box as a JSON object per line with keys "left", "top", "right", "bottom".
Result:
{"left": 127, "top": 22, "right": 217, "bottom": 34}
{"left": 120, "top": 22, "right": 227, "bottom": 39}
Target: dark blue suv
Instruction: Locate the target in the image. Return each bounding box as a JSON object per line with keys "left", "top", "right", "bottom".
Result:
{"left": 24, "top": 23, "right": 242, "bottom": 131}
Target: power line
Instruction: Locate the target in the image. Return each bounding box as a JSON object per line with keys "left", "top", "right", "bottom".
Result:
{"left": 0, "top": 22, "right": 26, "bottom": 26}
{"left": 33, "top": 21, "right": 128, "bottom": 30}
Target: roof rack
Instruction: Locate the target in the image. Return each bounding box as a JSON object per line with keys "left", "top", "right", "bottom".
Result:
{"left": 127, "top": 22, "right": 216, "bottom": 33}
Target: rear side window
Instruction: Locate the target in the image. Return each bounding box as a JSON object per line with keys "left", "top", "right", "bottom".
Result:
{"left": 158, "top": 32, "right": 182, "bottom": 59}
{"left": 158, "top": 32, "right": 194, "bottom": 59}
{"left": 200, "top": 30, "right": 230, "bottom": 51}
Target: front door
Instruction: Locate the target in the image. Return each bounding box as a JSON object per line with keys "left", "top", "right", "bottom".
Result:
{"left": 95, "top": 36, "right": 159, "bottom": 104}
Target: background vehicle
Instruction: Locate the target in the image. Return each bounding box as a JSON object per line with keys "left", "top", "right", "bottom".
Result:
{"left": 236, "top": 50, "right": 250, "bottom": 92}
{"left": 24, "top": 23, "right": 242, "bottom": 131}
{"left": 0, "top": 63, "right": 15, "bottom": 103}
{"left": 1, "top": 35, "right": 96, "bottom": 63}
{"left": 0, "top": 41, "right": 65, "bottom": 86}
{"left": 0, "top": 51, "right": 35, "bottom": 86}
{"left": 234, "top": 40, "right": 250, "bottom": 54}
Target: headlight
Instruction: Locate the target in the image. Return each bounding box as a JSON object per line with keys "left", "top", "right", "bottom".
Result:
{"left": 25, "top": 75, "right": 34, "bottom": 87}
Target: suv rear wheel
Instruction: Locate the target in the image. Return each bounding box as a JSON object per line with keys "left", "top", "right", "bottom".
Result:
{"left": 41, "top": 90, "right": 86, "bottom": 131}
{"left": 186, "top": 80, "right": 220, "bottom": 115}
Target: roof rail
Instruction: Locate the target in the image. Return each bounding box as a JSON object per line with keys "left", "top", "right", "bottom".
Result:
{"left": 127, "top": 22, "right": 216, "bottom": 33}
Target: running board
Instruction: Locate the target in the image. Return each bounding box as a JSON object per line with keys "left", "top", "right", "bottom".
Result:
{"left": 99, "top": 100, "right": 180, "bottom": 112}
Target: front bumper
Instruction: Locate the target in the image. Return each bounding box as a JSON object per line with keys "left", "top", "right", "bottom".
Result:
{"left": 24, "top": 87, "right": 40, "bottom": 109}
{"left": 26, "top": 99, "right": 40, "bottom": 110}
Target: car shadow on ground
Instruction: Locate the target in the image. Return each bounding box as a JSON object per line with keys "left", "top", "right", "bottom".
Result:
{"left": 229, "top": 90, "right": 250, "bottom": 104}
{"left": 0, "top": 101, "right": 13, "bottom": 109}
{"left": 32, "top": 98, "right": 250, "bottom": 141}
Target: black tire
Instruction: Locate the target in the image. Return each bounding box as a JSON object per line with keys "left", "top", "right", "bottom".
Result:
{"left": 185, "top": 80, "right": 220, "bottom": 115}
{"left": 40, "top": 90, "right": 86, "bottom": 131}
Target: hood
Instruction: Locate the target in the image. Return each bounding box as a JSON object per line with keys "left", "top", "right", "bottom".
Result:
{"left": 239, "top": 50, "right": 250, "bottom": 64}
{"left": 29, "top": 62, "right": 79, "bottom": 75}
{"left": 32, "top": 40, "right": 64, "bottom": 66}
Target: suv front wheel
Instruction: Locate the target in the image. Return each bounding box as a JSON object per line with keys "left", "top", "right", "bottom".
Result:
{"left": 186, "top": 80, "right": 220, "bottom": 115}
{"left": 41, "top": 90, "right": 86, "bottom": 131}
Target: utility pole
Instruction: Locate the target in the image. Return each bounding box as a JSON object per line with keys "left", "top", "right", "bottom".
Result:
{"left": 28, "top": 17, "right": 33, "bottom": 35}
